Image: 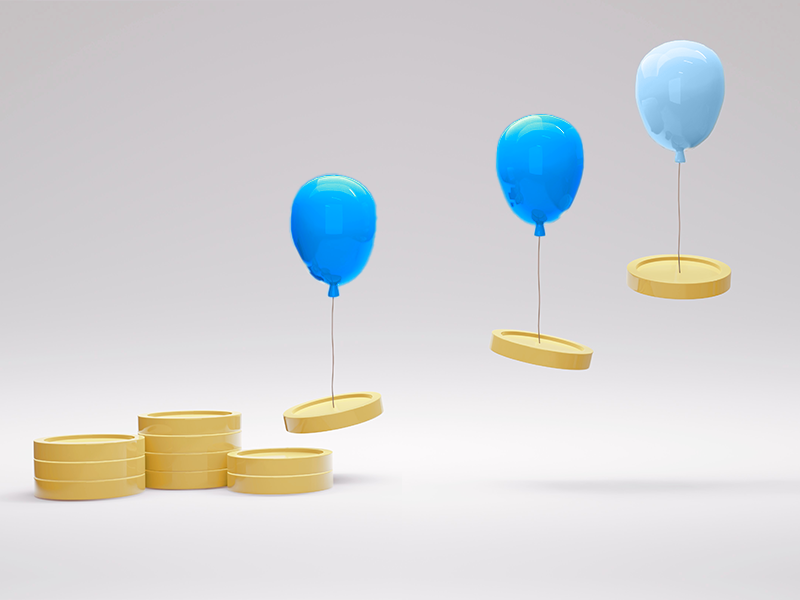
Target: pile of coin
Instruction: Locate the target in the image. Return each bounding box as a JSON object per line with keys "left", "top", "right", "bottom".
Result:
{"left": 34, "top": 434, "right": 145, "bottom": 500}
{"left": 227, "top": 448, "right": 332, "bottom": 494}
{"left": 138, "top": 411, "right": 241, "bottom": 489}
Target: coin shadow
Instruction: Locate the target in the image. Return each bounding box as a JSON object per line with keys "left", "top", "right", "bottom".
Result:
{"left": 0, "top": 490, "right": 40, "bottom": 503}
{"left": 499, "top": 479, "right": 800, "bottom": 494}
{"left": 334, "top": 474, "right": 396, "bottom": 486}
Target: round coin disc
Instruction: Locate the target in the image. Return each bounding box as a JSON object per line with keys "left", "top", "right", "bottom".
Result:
{"left": 491, "top": 330, "right": 592, "bottom": 370}
{"left": 34, "top": 474, "right": 145, "bottom": 501}
{"left": 145, "top": 449, "right": 235, "bottom": 472}
{"left": 141, "top": 431, "right": 241, "bottom": 454}
{"left": 33, "top": 434, "right": 144, "bottom": 462}
{"left": 227, "top": 471, "right": 333, "bottom": 495}
{"left": 145, "top": 468, "right": 228, "bottom": 490}
{"left": 34, "top": 456, "right": 145, "bottom": 481}
{"left": 138, "top": 411, "right": 241, "bottom": 435}
{"left": 227, "top": 448, "right": 332, "bottom": 476}
{"left": 627, "top": 254, "right": 731, "bottom": 299}
{"left": 284, "top": 392, "right": 382, "bottom": 434}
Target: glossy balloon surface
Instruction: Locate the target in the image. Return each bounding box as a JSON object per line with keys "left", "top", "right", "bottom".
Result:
{"left": 291, "top": 175, "right": 376, "bottom": 297}
{"left": 496, "top": 115, "right": 584, "bottom": 236}
{"left": 635, "top": 40, "right": 725, "bottom": 163}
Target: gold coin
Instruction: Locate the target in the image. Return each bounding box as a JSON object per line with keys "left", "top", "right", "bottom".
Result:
{"left": 145, "top": 469, "right": 228, "bottom": 490}
{"left": 145, "top": 449, "right": 235, "bottom": 472}
{"left": 227, "top": 471, "right": 333, "bottom": 495}
{"left": 491, "top": 330, "right": 592, "bottom": 370}
{"left": 34, "top": 434, "right": 144, "bottom": 462}
{"left": 34, "top": 456, "right": 145, "bottom": 481}
{"left": 141, "top": 431, "right": 241, "bottom": 454}
{"left": 227, "top": 448, "right": 331, "bottom": 476}
{"left": 284, "top": 392, "right": 382, "bottom": 433}
{"left": 34, "top": 474, "right": 145, "bottom": 501}
{"left": 138, "top": 411, "right": 241, "bottom": 435}
{"left": 627, "top": 254, "right": 731, "bottom": 299}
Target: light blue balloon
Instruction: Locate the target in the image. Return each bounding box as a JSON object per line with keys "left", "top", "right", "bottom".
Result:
{"left": 635, "top": 40, "right": 725, "bottom": 163}
{"left": 291, "top": 175, "right": 376, "bottom": 298}
{"left": 496, "top": 115, "right": 584, "bottom": 236}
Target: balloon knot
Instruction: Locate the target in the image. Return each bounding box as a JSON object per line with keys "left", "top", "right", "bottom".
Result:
{"left": 328, "top": 283, "right": 340, "bottom": 298}
{"left": 534, "top": 222, "right": 546, "bottom": 237}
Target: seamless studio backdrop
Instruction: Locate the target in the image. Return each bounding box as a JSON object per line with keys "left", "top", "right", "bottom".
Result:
{"left": 1, "top": 1, "right": 798, "bottom": 599}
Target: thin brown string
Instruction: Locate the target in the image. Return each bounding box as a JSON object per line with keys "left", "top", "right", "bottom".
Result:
{"left": 677, "top": 162, "right": 682, "bottom": 274}
{"left": 537, "top": 236, "right": 542, "bottom": 344}
{"left": 331, "top": 296, "right": 335, "bottom": 408}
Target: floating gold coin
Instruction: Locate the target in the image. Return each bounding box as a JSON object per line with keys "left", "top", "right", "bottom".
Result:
{"left": 227, "top": 471, "right": 333, "bottom": 495}
{"left": 284, "top": 392, "right": 382, "bottom": 433}
{"left": 34, "top": 434, "right": 144, "bottom": 462}
{"left": 145, "top": 468, "right": 228, "bottom": 490}
{"left": 227, "top": 448, "right": 332, "bottom": 476}
{"left": 145, "top": 449, "right": 235, "bottom": 472}
{"left": 34, "top": 456, "right": 145, "bottom": 481}
{"left": 34, "top": 474, "right": 145, "bottom": 501}
{"left": 141, "top": 431, "right": 241, "bottom": 454}
{"left": 627, "top": 254, "right": 731, "bottom": 299}
{"left": 491, "top": 330, "right": 592, "bottom": 370}
{"left": 138, "top": 411, "right": 241, "bottom": 435}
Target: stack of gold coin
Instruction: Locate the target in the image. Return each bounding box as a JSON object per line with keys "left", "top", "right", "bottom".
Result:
{"left": 227, "top": 448, "right": 332, "bottom": 494}
{"left": 33, "top": 434, "right": 145, "bottom": 500}
{"left": 138, "top": 411, "right": 241, "bottom": 490}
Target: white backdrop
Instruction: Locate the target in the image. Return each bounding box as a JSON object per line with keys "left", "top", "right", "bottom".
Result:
{"left": 1, "top": 2, "right": 798, "bottom": 598}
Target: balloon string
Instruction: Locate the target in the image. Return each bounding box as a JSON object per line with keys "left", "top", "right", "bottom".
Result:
{"left": 331, "top": 296, "right": 335, "bottom": 409}
{"left": 537, "top": 236, "right": 542, "bottom": 344}
{"left": 677, "top": 162, "right": 682, "bottom": 274}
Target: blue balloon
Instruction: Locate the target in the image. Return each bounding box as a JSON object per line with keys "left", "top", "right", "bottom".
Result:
{"left": 291, "top": 175, "right": 376, "bottom": 298}
{"left": 635, "top": 40, "right": 725, "bottom": 163}
{"left": 496, "top": 115, "right": 584, "bottom": 236}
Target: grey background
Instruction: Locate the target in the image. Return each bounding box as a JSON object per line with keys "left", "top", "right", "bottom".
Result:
{"left": 1, "top": 1, "right": 798, "bottom": 598}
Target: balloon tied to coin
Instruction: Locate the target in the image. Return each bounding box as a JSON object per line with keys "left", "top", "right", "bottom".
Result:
{"left": 491, "top": 114, "right": 593, "bottom": 370}
{"left": 628, "top": 40, "right": 731, "bottom": 299}
{"left": 286, "top": 174, "right": 384, "bottom": 432}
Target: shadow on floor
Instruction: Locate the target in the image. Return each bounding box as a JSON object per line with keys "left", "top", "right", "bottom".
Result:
{"left": 0, "top": 490, "right": 40, "bottom": 504}
{"left": 0, "top": 489, "right": 155, "bottom": 503}
{"left": 334, "top": 474, "right": 398, "bottom": 486}
{"left": 499, "top": 479, "right": 800, "bottom": 494}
